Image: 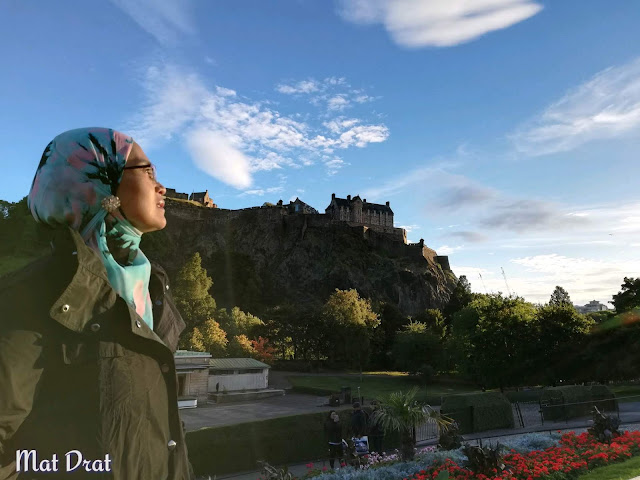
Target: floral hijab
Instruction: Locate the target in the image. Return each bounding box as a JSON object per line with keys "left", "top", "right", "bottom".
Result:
{"left": 27, "top": 127, "right": 154, "bottom": 329}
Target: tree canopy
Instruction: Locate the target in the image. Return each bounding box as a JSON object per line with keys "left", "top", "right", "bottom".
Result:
{"left": 611, "top": 277, "right": 640, "bottom": 313}
{"left": 549, "top": 286, "right": 572, "bottom": 307}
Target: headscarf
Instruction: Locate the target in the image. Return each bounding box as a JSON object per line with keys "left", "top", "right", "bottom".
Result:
{"left": 27, "top": 127, "right": 154, "bottom": 329}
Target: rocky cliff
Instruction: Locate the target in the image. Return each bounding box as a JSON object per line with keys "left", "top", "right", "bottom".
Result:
{"left": 142, "top": 199, "right": 458, "bottom": 316}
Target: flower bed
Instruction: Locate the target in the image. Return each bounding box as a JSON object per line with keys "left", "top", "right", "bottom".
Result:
{"left": 409, "top": 431, "right": 640, "bottom": 480}
{"left": 299, "top": 431, "right": 640, "bottom": 480}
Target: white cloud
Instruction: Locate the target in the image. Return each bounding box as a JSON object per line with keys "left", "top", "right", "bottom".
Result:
{"left": 277, "top": 77, "right": 380, "bottom": 112}
{"left": 512, "top": 57, "right": 640, "bottom": 155}
{"left": 436, "top": 245, "right": 464, "bottom": 255}
{"left": 109, "top": 0, "right": 195, "bottom": 45}
{"left": 324, "top": 157, "right": 346, "bottom": 175}
{"left": 128, "top": 64, "right": 389, "bottom": 188}
{"left": 337, "top": 0, "right": 542, "bottom": 48}
{"left": 398, "top": 224, "right": 420, "bottom": 233}
{"left": 276, "top": 80, "right": 320, "bottom": 94}
{"left": 185, "top": 129, "right": 252, "bottom": 189}
{"left": 240, "top": 186, "right": 284, "bottom": 196}
{"left": 216, "top": 86, "right": 236, "bottom": 97}
{"left": 328, "top": 95, "right": 350, "bottom": 111}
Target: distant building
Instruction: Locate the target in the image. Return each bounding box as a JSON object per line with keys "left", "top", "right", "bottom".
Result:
{"left": 189, "top": 190, "right": 217, "bottom": 208}
{"left": 325, "top": 193, "right": 394, "bottom": 228}
{"left": 174, "top": 350, "right": 212, "bottom": 408}
{"left": 277, "top": 198, "right": 319, "bottom": 214}
{"left": 165, "top": 188, "right": 188, "bottom": 200}
{"left": 208, "top": 357, "right": 270, "bottom": 392}
{"left": 575, "top": 300, "right": 609, "bottom": 314}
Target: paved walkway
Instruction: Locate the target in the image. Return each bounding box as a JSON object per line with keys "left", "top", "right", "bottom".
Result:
{"left": 180, "top": 393, "right": 343, "bottom": 431}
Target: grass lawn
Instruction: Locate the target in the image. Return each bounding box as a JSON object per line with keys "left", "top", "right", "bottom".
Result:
{"left": 287, "top": 374, "right": 479, "bottom": 404}
{"left": 610, "top": 385, "right": 640, "bottom": 403}
{"left": 577, "top": 455, "right": 640, "bottom": 479}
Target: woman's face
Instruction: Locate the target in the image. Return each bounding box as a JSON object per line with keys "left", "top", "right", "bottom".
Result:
{"left": 116, "top": 142, "right": 167, "bottom": 233}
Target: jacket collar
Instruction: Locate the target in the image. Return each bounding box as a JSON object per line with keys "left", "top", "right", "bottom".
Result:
{"left": 47, "top": 227, "right": 177, "bottom": 349}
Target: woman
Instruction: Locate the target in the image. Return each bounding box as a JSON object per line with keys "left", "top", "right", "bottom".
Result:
{"left": 324, "top": 410, "right": 343, "bottom": 469}
{"left": 0, "top": 128, "right": 191, "bottom": 479}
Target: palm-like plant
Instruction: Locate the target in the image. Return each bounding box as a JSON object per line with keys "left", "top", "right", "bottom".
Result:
{"left": 371, "top": 386, "right": 451, "bottom": 461}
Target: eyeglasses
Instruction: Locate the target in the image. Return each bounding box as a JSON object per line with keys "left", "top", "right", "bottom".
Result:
{"left": 123, "top": 163, "right": 157, "bottom": 182}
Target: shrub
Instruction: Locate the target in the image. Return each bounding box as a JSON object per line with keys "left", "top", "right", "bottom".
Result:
{"left": 589, "top": 384, "right": 618, "bottom": 412}
{"left": 440, "top": 392, "right": 514, "bottom": 434}
{"left": 541, "top": 385, "right": 592, "bottom": 421}
{"left": 462, "top": 443, "right": 506, "bottom": 476}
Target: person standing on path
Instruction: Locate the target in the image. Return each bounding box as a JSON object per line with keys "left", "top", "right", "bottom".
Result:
{"left": 324, "top": 411, "right": 343, "bottom": 469}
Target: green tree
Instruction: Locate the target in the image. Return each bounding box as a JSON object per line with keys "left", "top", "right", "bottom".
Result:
{"left": 549, "top": 286, "right": 572, "bottom": 307}
{"left": 413, "top": 308, "right": 447, "bottom": 338}
{"left": 392, "top": 322, "right": 442, "bottom": 374}
{"left": 451, "top": 293, "right": 537, "bottom": 389}
{"left": 323, "top": 289, "right": 379, "bottom": 369}
{"left": 443, "top": 275, "right": 473, "bottom": 326}
{"left": 371, "top": 387, "right": 450, "bottom": 461}
{"left": 534, "top": 304, "right": 594, "bottom": 385}
{"left": 228, "top": 334, "right": 256, "bottom": 358}
{"left": 187, "top": 319, "right": 228, "bottom": 357}
{"left": 611, "top": 277, "right": 640, "bottom": 313}
{"left": 370, "top": 303, "right": 409, "bottom": 368}
{"left": 217, "top": 306, "right": 264, "bottom": 338}
{"left": 173, "top": 252, "right": 217, "bottom": 332}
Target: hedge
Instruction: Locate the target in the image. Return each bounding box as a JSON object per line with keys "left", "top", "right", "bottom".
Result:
{"left": 541, "top": 385, "right": 591, "bottom": 420}
{"left": 541, "top": 385, "right": 617, "bottom": 421}
{"left": 185, "top": 407, "right": 402, "bottom": 476}
{"left": 440, "top": 392, "right": 514, "bottom": 434}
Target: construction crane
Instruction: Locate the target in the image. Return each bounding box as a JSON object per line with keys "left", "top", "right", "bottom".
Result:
{"left": 478, "top": 273, "right": 488, "bottom": 294}
{"left": 501, "top": 267, "right": 512, "bottom": 297}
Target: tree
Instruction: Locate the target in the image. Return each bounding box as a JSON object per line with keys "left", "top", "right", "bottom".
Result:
{"left": 251, "top": 337, "right": 276, "bottom": 363}
{"left": 534, "top": 304, "right": 594, "bottom": 385}
{"left": 370, "top": 303, "right": 409, "bottom": 369}
{"left": 392, "top": 322, "right": 442, "bottom": 374}
{"left": 217, "top": 306, "right": 264, "bottom": 338}
{"left": 228, "top": 334, "right": 256, "bottom": 358}
{"left": 549, "top": 286, "right": 572, "bottom": 307}
{"left": 323, "top": 289, "right": 379, "bottom": 369}
{"left": 413, "top": 308, "right": 447, "bottom": 338}
{"left": 173, "top": 252, "right": 217, "bottom": 332}
{"left": 450, "top": 293, "right": 537, "bottom": 389}
{"left": 186, "top": 319, "right": 228, "bottom": 357}
{"left": 611, "top": 277, "right": 640, "bottom": 313}
{"left": 370, "top": 387, "right": 450, "bottom": 461}
{"left": 443, "top": 275, "right": 473, "bottom": 326}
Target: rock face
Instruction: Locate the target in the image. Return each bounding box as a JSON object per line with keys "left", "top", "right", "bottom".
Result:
{"left": 145, "top": 200, "right": 457, "bottom": 315}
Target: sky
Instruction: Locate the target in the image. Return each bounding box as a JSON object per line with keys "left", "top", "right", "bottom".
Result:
{"left": 1, "top": 0, "right": 639, "bottom": 307}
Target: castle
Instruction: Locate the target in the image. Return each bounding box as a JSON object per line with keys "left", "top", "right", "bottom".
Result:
{"left": 164, "top": 189, "right": 451, "bottom": 272}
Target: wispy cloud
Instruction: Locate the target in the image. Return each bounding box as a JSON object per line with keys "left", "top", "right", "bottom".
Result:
{"left": 127, "top": 63, "right": 389, "bottom": 188}
{"left": 436, "top": 245, "right": 464, "bottom": 255}
{"left": 277, "top": 77, "right": 378, "bottom": 112}
{"left": 437, "top": 184, "right": 497, "bottom": 210}
{"left": 336, "top": 0, "right": 542, "bottom": 48}
{"left": 109, "top": 0, "right": 195, "bottom": 45}
{"left": 239, "top": 186, "right": 284, "bottom": 197}
{"left": 512, "top": 57, "right": 640, "bottom": 155}
{"left": 479, "top": 199, "right": 590, "bottom": 233}
{"left": 449, "top": 231, "right": 487, "bottom": 243}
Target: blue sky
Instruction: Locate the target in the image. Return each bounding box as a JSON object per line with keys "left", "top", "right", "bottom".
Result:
{"left": 2, "top": 0, "right": 640, "bottom": 306}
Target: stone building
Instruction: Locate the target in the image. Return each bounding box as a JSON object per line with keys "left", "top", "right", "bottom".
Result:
{"left": 325, "top": 193, "right": 394, "bottom": 228}
{"left": 575, "top": 300, "right": 609, "bottom": 314}
{"left": 189, "top": 190, "right": 217, "bottom": 208}
{"left": 277, "top": 198, "right": 319, "bottom": 214}
{"left": 165, "top": 188, "right": 188, "bottom": 200}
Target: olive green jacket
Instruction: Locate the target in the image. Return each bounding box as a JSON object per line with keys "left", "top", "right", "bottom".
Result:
{"left": 0, "top": 227, "right": 191, "bottom": 479}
